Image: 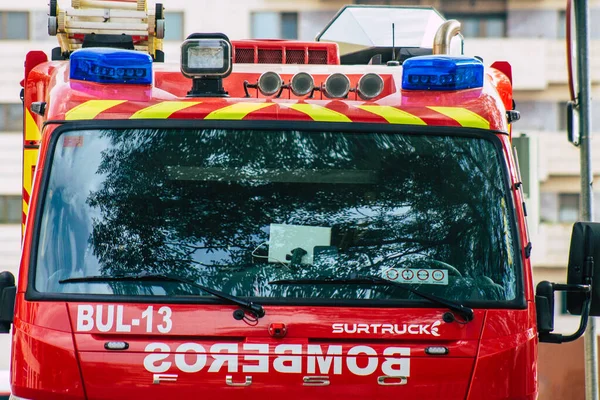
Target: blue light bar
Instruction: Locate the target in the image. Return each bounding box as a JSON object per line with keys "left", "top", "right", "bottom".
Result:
{"left": 402, "top": 56, "right": 484, "bottom": 91}
{"left": 70, "top": 48, "right": 152, "bottom": 85}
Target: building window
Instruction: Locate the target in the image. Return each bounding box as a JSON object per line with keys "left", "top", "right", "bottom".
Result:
{"left": 0, "top": 195, "right": 20, "bottom": 224}
{"left": 280, "top": 13, "right": 298, "bottom": 40}
{"left": 0, "top": 11, "right": 29, "bottom": 40}
{"left": 558, "top": 193, "right": 579, "bottom": 222}
{"left": 164, "top": 12, "right": 184, "bottom": 41}
{"left": 557, "top": 101, "right": 569, "bottom": 132}
{"left": 541, "top": 192, "right": 584, "bottom": 223}
{"left": 0, "top": 104, "right": 22, "bottom": 132}
{"left": 445, "top": 14, "right": 506, "bottom": 38}
{"left": 251, "top": 12, "right": 298, "bottom": 40}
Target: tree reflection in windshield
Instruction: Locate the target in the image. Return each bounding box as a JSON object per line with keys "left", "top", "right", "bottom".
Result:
{"left": 35, "top": 128, "right": 518, "bottom": 302}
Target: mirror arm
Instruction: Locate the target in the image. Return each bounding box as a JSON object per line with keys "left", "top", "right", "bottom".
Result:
{"left": 539, "top": 283, "right": 591, "bottom": 344}
{"left": 584, "top": 255, "right": 594, "bottom": 281}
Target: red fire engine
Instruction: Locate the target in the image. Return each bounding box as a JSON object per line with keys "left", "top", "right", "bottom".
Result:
{"left": 1, "top": 1, "right": 599, "bottom": 399}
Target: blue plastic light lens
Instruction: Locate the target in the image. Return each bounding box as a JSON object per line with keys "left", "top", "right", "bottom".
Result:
{"left": 70, "top": 48, "right": 152, "bottom": 84}
{"left": 402, "top": 56, "right": 483, "bottom": 91}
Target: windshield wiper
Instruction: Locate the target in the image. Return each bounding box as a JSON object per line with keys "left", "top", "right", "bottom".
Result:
{"left": 59, "top": 273, "right": 265, "bottom": 318}
{"left": 269, "top": 276, "right": 473, "bottom": 322}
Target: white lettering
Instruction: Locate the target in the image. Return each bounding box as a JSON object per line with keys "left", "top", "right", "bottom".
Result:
{"left": 116, "top": 305, "right": 131, "bottom": 332}
{"left": 153, "top": 373, "right": 178, "bottom": 384}
{"left": 381, "top": 347, "right": 410, "bottom": 377}
{"left": 381, "top": 324, "right": 394, "bottom": 334}
{"left": 175, "top": 343, "right": 206, "bottom": 373}
{"left": 307, "top": 345, "right": 342, "bottom": 375}
{"left": 346, "top": 346, "right": 378, "bottom": 376}
{"left": 394, "top": 324, "right": 407, "bottom": 334}
{"left": 77, "top": 305, "right": 94, "bottom": 332}
{"left": 273, "top": 344, "right": 302, "bottom": 373}
{"left": 144, "top": 343, "right": 171, "bottom": 373}
{"left": 141, "top": 306, "right": 153, "bottom": 333}
{"left": 243, "top": 344, "right": 269, "bottom": 373}
{"left": 407, "top": 325, "right": 420, "bottom": 334}
{"left": 141, "top": 342, "right": 413, "bottom": 378}
{"left": 157, "top": 306, "right": 172, "bottom": 333}
{"left": 96, "top": 305, "right": 114, "bottom": 332}
{"left": 333, "top": 321, "right": 443, "bottom": 336}
{"left": 431, "top": 320, "right": 441, "bottom": 337}
{"left": 208, "top": 343, "right": 238, "bottom": 373}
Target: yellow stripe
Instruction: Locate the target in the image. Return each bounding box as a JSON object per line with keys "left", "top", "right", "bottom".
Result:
{"left": 289, "top": 104, "right": 352, "bottom": 122}
{"left": 129, "top": 101, "right": 202, "bottom": 119}
{"left": 22, "top": 148, "right": 39, "bottom": 229}
{"left": 204, "top": 103, "right": 275, "bottom": 120}
{"left": 22, "top": 109, "right": 41, "bottom": 235}
{"left": 22, "top": 198, "right": 27, "bottom": 221}
{"left": 358, "top": 105, "right": 426, "bottom": 125}
{"left": 65, "top": 100, "right": 126, "bottom": 120}
{"left": 24, "top": 109, "right": 41, "bottom": 141}
{"left": 428, "top": 107, "right": 490, "bottom": 129}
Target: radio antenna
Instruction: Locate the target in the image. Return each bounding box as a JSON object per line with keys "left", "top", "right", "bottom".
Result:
{"left": 392, "top": 23, "right": 396, "bottom": 60}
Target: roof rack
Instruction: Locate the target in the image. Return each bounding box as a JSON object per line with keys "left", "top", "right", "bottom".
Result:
{"left": 48, "top": 0, "right": 165, "bottom": 61}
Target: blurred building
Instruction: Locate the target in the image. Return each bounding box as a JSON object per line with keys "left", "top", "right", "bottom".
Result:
{"left": 0, "top": 0, "right": 598, "bottom": 397}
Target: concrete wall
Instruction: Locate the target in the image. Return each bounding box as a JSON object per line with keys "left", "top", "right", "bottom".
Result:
{"left": 0, "top": 134, "right": 21, "bottom": 196}
{"left": 516, "top": 102, "right": 560, "bottom": 131}
{"left": 508, "top": 9, "right": 561, "bottom": 39}
{"left": 538, "top": 338, "right": 586, "bottom": 400}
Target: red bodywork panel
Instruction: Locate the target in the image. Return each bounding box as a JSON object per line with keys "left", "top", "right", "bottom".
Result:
{"left": 12, "top": 52, "right": 537, "bottom": 400}
{"left": 11, "top": 299, "right": 537, "bottom": 400}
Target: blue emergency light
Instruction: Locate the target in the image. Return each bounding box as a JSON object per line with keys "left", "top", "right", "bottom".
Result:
{"left": 401, "top": 55, "right": 483, "bottom": 91}
{"left": 70, "top": 48, "right": 153, "bottom": 85}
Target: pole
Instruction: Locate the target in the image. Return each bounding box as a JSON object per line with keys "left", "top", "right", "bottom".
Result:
{"left": 575, "top": 0, "right": 597, "bottom": 399}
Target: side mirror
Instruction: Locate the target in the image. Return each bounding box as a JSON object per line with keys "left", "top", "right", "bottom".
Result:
{"left": 535, "top": 222, "right": 600, "bottom": 343}
{"left": 567, "top": 222, "right": 600, "bottom": 314}
{"left": 0, "top": 271, "right": 16, "bottom": 333}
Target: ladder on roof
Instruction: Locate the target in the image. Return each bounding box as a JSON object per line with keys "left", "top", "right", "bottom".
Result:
{"left": 47, "top": 0, "right": 165, "bottom": 60}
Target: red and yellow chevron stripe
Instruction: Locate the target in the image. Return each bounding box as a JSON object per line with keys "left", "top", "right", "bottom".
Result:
{"left": 62, "top": 100, "right": 501, "bottom": 132}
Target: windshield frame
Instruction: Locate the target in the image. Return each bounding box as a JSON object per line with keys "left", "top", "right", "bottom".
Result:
{"left": 25, "top": 119, "right": 526, "bottom": 310}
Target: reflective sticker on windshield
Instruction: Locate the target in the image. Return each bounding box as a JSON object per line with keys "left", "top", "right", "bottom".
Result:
{"left": 383, "top": 268, "right": 448, "bottom": 285}
{"left": 63, "top": 136, "right": 84, "bottom": 147}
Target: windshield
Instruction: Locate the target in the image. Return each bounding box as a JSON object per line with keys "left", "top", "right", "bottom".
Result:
{"left": 34, "top": 127, "right": 520, "bottom": 304}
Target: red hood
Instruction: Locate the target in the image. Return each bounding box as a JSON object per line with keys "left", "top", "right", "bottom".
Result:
{"left": 67, "top": 302, "right": 484, "bottom": 400}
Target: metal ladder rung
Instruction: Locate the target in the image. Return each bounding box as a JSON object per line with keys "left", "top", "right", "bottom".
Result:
{"left": 66, "top": 9, "right": 147, "bottom": 18}
{"left": 65, "top": 43, "right": 150, "bottom": 51}
{"left": 65, "top": 21, "right": 149, "bottom": 32}
{"left": 76, "top": 0, "right": 143, "bottom": 11}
